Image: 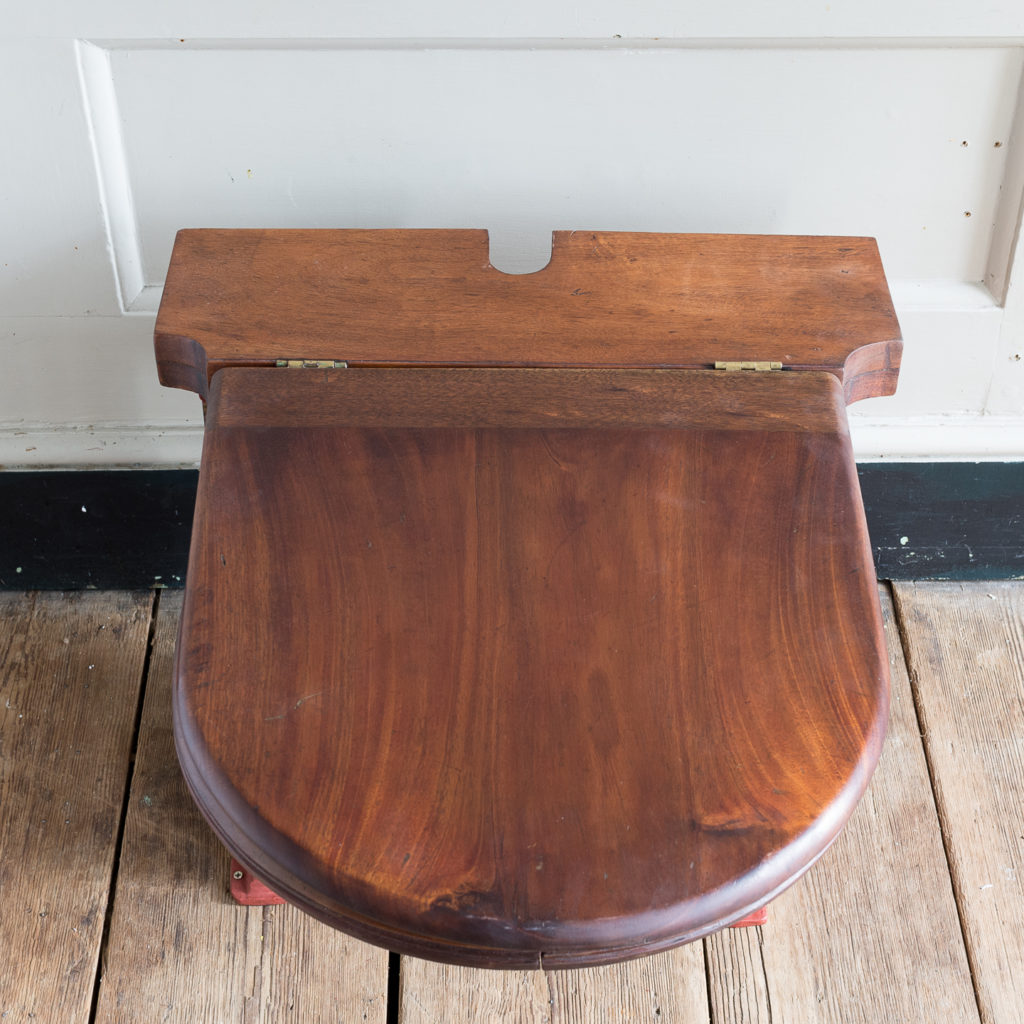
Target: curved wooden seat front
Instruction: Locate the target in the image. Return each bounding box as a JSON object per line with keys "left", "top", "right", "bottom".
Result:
{"left": 174, "top": 365, "right": 888, "bottom": 968}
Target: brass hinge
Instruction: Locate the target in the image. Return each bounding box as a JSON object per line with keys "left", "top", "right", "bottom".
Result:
{"left": 275, "top": 359, "right": 348, "bottom": 369}
{"left": 713, "top": 361, "right": 783, "bottom": 372}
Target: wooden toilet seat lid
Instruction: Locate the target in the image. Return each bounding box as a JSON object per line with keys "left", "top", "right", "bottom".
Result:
{"left": 174, "top": 365, "right": 888, "bottom": 968}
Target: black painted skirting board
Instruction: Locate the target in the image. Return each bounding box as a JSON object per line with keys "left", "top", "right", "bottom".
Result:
{"left": 0, "top": 464, "right": 1021, "bottom": 589}
{"left": 1, "top": 470, "right": 195, "bottom": 591}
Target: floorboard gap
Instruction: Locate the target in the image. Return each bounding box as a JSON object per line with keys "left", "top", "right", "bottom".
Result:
{"left": 756, "top": 926, "right": 775, "bottom": 1024}
{"left": 86, "top": 589, "right": 161, "bottom": 1024}
{"left": 701, "top": 937, "right": 716, "bottom": 1023}
{"left": 385, "top": 952, "right": 402, "bottom": 1024}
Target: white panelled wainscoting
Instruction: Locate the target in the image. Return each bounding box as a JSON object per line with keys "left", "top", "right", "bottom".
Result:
{"left": 2, "top": 7, "right": 1024, "bottom": 465}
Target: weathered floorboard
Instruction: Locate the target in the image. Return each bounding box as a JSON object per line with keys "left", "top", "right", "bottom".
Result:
{"left": 894, "top": 581, "right": 1024, "bottom": 1024}
{"left": 93, "top": 592, "right": 389, "bottom": 1024}
{"left": 705, "top": 587, "right": 979, "bottom": 1023}
{"left": 399, "top": 944, "right": 709, "bottom": 1024}
{"left": 5, "top": 583, "right": 1022, "bottom": 1019}
{"left": 0, "top": 591, "right": 151, "bottom": 1023}
{"left": 703, "top": 924, "right": 771, "bottom": 1024}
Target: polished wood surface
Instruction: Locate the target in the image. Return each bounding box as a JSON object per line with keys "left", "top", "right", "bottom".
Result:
{"left": 174, "top": 367, "right": 888, "bottom": 967}
{"left": 410, "top": 594, "right": 975, "bottom": 1020}
{"left": 155, "top": 230, "right": 901, "bottom": 403}
{"left": 210, "top": 365, "right": 861, "bottom": 432}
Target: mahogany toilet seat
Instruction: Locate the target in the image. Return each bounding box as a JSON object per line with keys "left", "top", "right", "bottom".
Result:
{"left": 156, "top": 230, "right": 901, "bottom": 968}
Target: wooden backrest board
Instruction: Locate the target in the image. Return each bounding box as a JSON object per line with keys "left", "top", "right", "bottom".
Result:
{"left": 155, "top": 230, "right": 901, "bottom": 404}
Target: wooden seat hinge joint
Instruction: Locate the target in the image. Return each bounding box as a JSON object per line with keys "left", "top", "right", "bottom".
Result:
{"left": 275, "top": 359, "right": 349, "bottom": 369}
{"left": 713, "top": 361, "right": 784, "bottom": 372}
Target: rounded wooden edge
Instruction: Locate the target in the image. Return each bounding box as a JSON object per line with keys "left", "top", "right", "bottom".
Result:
{"left": 154, "top": 332, "right": 209, "bottom": 398}
{"left": 842, "top": 338, "right": 904, "bottom": 404}
{"left": 173, "top": 655, "right": 888, "bottom": 969}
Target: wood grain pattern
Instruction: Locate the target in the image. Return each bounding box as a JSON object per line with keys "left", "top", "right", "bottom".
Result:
{"left": 209, "top": 366, "right": 856, "bottom": 433}
{"left": 705, "top": 587, "right": 980, "bottom": 1023}
{"left": 154, "top": 230, "right": 901, "bottom": 403}
{"left": 400, "top": 944, "right": 709, "bottom": 1023}
{"left": 893, "top": 582, "right": 1024, "bottom": 1024}
{"left": 174, "top": 366, "right": 888, "bottom": 967}
{"left": 0, "top": 592, "right": 151, "bottom": 1023}
{"left": 93, "top": 592, "right": 389, "bottom": 1024}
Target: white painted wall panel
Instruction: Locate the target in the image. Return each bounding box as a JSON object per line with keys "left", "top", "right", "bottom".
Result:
{"left": 0, "top": 41, "right": 120, "bottom": 316}
{"left": 9, "top": 1, "right": 1024, "bottom": 42}
{"left": 106, "top": 46, "right": 1020, "bottom": 291}
{"left": 986, "top": 234, "right": 1024, "bottom": 416}
{"left": 850, "top": 307, "right": 1003, "bottom": 416}
{"left": 1, "top": 21, "right": 1023, "bottom": 464}
{"left": 0, "top": 316, "right": 197, "bottom": 427}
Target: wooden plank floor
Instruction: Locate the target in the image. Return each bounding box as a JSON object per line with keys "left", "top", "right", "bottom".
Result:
{"left": 1, "top": 582, "right": 1021, "bottom": 1022}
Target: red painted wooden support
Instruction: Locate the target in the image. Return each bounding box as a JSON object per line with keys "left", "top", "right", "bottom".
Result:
{"left": 731, "top": 907, "right": 770, "bottom": 928}
{"left": 229, "top": 858, "right": 286, "bottom": 906}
